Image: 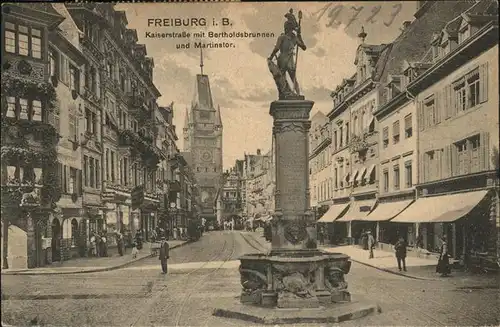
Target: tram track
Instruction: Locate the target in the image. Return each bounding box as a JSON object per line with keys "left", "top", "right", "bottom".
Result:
{"left": 128, "top": 233, "right": 236, "bottom": 327}
{"left": 173, "top": 232, "right": 237, "bottom": 327}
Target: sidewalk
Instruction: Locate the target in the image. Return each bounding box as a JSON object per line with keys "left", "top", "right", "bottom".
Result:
{"left": 1, "top": 240, "right": 189, "bottom": 276}
{"left": 321, "top": 245, "right": 500, "bottom": 286}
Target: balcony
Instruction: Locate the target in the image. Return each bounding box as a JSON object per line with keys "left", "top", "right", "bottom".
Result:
{"left": 1, "top": 166, "right": 45, "bottom": 208}
{"left": 118, "top": 129, "right": 161, "bottom": 168}
{"left": 127, "top": 93, "right": 149, "bottom": 113}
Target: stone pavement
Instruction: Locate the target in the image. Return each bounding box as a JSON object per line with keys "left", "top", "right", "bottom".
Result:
{"left": 321, "top": 245, "right": 499, "bottom": 285}
{"left": 1, "top": 240, "right": 188, "bottom": 275}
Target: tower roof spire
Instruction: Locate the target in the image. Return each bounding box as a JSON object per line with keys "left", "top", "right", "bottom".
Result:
{"left": 215, "top": 104, "right": 222, "bottom": 128}
{"left": 200, "top": 47, "right": 204, "bottom": 75}
{"left": 183, "top": 106, "right": 190, "bottom": 129}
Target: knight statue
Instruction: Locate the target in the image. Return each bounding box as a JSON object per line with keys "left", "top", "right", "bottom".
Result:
{"left": 267, "top": 9, "right": 307, "bottom": 99}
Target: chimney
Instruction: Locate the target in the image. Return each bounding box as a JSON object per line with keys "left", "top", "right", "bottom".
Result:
{"left": 257, "top": 149, "right": 261, "bottom": 155}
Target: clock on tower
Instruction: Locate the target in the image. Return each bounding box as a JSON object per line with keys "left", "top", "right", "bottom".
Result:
{"left": 201, "top": 150, "right": 212, "bottom": 162}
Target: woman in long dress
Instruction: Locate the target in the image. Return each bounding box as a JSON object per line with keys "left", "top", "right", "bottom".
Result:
{"left": 436, "top": 236, "right": 451, "bottom": 277}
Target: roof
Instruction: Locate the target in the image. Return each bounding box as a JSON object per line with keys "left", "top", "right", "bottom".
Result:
{"left": 376, "top": 0, "right": 477, "bottom": 106}
{"left": 158, "top": 104, "right": 173, "bottom": 123}
{"left": 192, "top": 74, "right": 215, "bottom": 110}
{"left": 215, "top": 105, "right": 222, "bottom": 127}
{"left": 180, "top": 151, "right": 192, "bottom": 167}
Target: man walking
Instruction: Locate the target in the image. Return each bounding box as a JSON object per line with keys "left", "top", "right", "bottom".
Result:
{"left": 395, "top": 237, "right": 407, "bottom": 272}
{"left": 159, "top": 236, "right": 170, "bottom": 274}
{"left": 367, "top": 230, "right": 375, "bottom": 259}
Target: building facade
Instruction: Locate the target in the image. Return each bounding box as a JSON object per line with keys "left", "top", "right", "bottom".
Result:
{"left": 1, "top": 3, "right": 66, "bottom": 269}
{"left": 308, "top": 111, "right": 332, "bottom": 215}
{"left": 329, "top": 30, "right": 389, "bottom": 243}
{"left": 47, "top": 3, "right": 87, "bottom": 263}
{"left": 391, "top": 0, "right": 498, "bottom": 261}
{"left": 219, "top": 164, "right": 244, "bottom": 225}
{"left": 183, "top": 64, "right": 223, "bottom": 225}
{"left": 243, "top": 149, "right": 273, "bottom": 220}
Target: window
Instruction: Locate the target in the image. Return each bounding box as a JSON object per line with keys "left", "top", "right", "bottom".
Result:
{"left": 453, "top": 80, "right": 467, "bottom": 112}
{"left": 393, "top": 120, "right": 400, "bottom": 144}
{"left": 4, "top": 97, "right": 43, "bottom": 121}
{"left": 353, "top": 116, "right": 358, "bottom": 136}
{"left": 345, "top": 122, "right": 349, "bottom": 143}
{"left": 470, "top": 135, "right": 480, "bottom": 173}
{"left": 83, "top": 156, "right": 89, "bottom": 187}
{"left": 333, "top": 130, "right": 337, "bottom": 150}
{"left": 111, "top": 151, "right": 115, "bottom": 182}
{"left": 71, "top": 219, "right": 78, "bottom": 247}
{"left": 69, "top": 65, "right": 79, "bottom": 93}
{"left": 68, "top": 107, "right": 77, "bottom": 141}
{"left": 456, "top": 140, "right": 468, "bottom": 175}
{"left": 69, "top": 168, "right": 76, "bottom": 194}
{"left": 383, "top": 169, "right": 389, "bottom": 192}
{"left": 18, "top": 25, "right": 30, "bottom": 56}
{"left": 89, "top": 158, "right": 95, "bottom": 188}
{"left": 85, "top": 108, "right": 94, "bottom": 134}
{"left": 393, "top": 165, "right": 400, "bottom": 190}
{"left": 467, "top": 70, "right": 480, "bottom": 109}
{"left": 425, "top": 98, "right": 436, "bottom": 127}
{"left": 339, "top": 126, "right": 343, "bottom": 147}
{"left": 382, "top": 127, "right": 389, "bottom": 148}
{"left": 107, "top": 62, "right": 114, "bottom": 79}
{"left": 95, "top": 159, "right": 100, "bottom": 187}
{"left": 4, "top": 22, "right": 16, "bottom": 53}
{"left": 49, "top": 49, "right": 58, "bottom": 77}
{"left": 123, "top": 158, "right": 128, "bottom": 185}
{"left": 424, "top": 150, "right": 440, "bottom": 182}
{"left": 334, "top": 167, "right": 338, "bottom": 189}
{"left": 105, "top": 149, "right": 110, "bottom": 182}
{"left": 404, "top": 161, "right": 412, "bottom": 188}
{"left": 4, "top": 23, "right": 42, "bottom": 59}
{"left": 404, "top": 114, "right": 412, "bottom": 138}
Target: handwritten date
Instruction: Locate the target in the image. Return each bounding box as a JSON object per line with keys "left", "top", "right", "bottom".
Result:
{"left": 314, "top": 3, "right": 403, "bottom": 31}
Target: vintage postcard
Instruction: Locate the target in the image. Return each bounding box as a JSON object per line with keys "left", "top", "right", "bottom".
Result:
{"left": 1, "top": 1, "right": 499, "bottom": 326}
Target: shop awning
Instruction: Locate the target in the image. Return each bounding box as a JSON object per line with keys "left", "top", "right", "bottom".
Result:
{"left": 344, "top": 173, "right": 350, "bottom": 183}
{"left": 356, "top": 167, "right": 367, "bottom": 182}
{"left": 365, "top": 164, "right": 376, "bottom": 182}
{"left": 317, "top": 203, "right": 350, "bottom": 223}
{"left": 391, "top": 190, "right": 488, "bottom": 223}
{"left": 364, "top": 199, "right": 414, "bottom": 222}
{"left": 350, "top": 170, "right": 359, "bottom": 183}
{"left": 336, "top": 199, "right": 377, "bottom": 222}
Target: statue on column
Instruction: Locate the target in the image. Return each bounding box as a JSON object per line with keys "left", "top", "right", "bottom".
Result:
{"left": 267, "top": 9, "right": 307, "bottom": 99}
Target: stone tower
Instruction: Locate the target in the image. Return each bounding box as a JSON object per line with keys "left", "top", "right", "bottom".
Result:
{"left": 183, "top": 49, "right": 223, "bottom": 222}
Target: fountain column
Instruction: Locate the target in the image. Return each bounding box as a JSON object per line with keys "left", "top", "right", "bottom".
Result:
{"left": 269, "top": 98, "right": 316, "bottom": 254}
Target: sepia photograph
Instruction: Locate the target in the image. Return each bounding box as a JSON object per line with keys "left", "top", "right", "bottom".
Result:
{"left": 1, "top": 1, "right": 499, "bottom": 326}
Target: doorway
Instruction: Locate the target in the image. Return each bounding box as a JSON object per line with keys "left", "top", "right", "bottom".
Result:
{"left": 51, "top": 219, "right": 61, "bottom": 262}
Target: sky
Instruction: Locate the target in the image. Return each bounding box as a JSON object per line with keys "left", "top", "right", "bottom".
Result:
{"left": 116, "top": 1, "right": 417, "bottom": 169}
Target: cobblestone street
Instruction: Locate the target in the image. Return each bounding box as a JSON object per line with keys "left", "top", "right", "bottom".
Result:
{"left": 2, "top": 231, "right": 499, "bottom": 326}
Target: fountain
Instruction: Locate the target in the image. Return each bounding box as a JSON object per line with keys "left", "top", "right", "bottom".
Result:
{"left": 213, "top": 8, "right": 378, "bottom": 324}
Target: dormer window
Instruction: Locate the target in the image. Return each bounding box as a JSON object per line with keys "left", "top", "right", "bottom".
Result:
{"left": 458, "top": 25, "right": 469, "bottom": 44}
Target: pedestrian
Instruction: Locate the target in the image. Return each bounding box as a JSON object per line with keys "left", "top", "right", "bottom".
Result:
{"left": 159, "top": 236, "right": 170, "bottom": 274}
{"left": 395, "top": 237, "right": 407, "bottom": 272}
{"left": 318, "top": 226, "right": 325, "bottom": 245}
{"left": 367, "top": 230, "right": 375, "bottom": 259}
{"left": 90, "top": 233, "right": 97, "bottom": 257}
{"left": 131, "top": 242, "right": 139, "bottom": 259}
{"left": 94, "top": 233, "right": 101, "bottom": 257}
{"left": 116, "top": 232, "right": 124, "bottom": 256}
{"left": 101, "top": 232, "right": 108, "bottom": 257}
{"left": 436, "top": 236, "right": 451, "bottom": 277}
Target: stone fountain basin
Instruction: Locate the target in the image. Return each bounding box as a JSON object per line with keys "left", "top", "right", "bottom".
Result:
{"left": 239, "top": 250, "right": 351, "bottom": 274}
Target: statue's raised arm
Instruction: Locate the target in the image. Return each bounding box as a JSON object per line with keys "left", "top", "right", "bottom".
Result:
{"left": 267, "top": 9, "right": 307, "bottom": 100}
